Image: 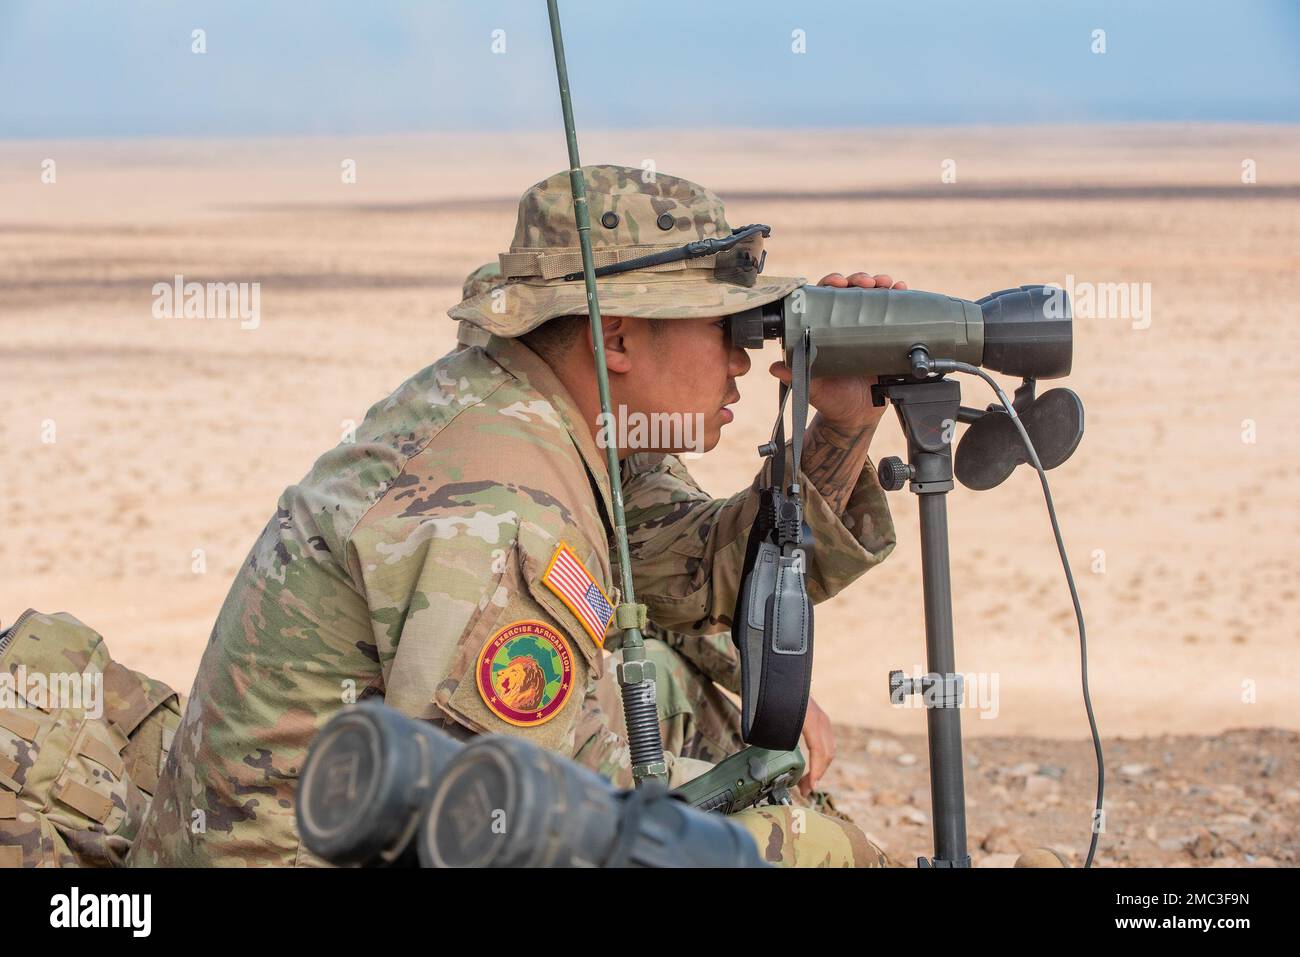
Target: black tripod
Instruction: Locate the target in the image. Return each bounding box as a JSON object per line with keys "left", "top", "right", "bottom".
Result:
{"left": 873, "top": 368, "right": 973, "bottom": 868}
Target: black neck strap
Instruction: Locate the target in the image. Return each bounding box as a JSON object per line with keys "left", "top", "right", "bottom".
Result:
{"left": 732, "top": 332, "right": 815, "bottom": 751}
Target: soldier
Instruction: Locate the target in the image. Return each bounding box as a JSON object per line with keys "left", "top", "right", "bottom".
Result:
{"left": 130, "top": 165, "right": 901, "bottom": 868}
{"left": 457, "top": 264, "right": 835, "bottom": 783}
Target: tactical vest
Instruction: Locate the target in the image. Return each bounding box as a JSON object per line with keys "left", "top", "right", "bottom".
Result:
{"left": 0, "top": 610, "right": 182, "bottom": 867}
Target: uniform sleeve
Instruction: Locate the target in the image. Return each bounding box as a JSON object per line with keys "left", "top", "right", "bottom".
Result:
{"left": 348, "top": 496, "right": 640, "bottom": 772}
{"left": 617, "top": 454, "right": 740, "bottom": 690}
{"left": 620, "top": 446, "right": 896, "bottom": 633}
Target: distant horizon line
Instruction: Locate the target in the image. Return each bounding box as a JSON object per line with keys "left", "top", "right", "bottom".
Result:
{"left": 3, "top": 118, "right": 1299, "bottom": 145}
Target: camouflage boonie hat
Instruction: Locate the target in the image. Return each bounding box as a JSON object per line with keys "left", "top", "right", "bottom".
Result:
{"left": 456, "top": 263, "right": 503, "bottom": 349}
{"left": 449, "top": 164, "right": 803, "bottom": 338}
{"left": 461, "top": 261, "right": 504, "bottom": 300}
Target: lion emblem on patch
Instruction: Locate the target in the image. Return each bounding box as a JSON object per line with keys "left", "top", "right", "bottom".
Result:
{"left": 475, "top": 620, "right": 574, "bottom": 727}
{"left": 495, "top": 655, "right": 546, "bottom": 712}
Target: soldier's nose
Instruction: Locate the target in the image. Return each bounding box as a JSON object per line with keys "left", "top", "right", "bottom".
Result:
{"left": 730, "top": 344, "right": 752, "bottom": 377}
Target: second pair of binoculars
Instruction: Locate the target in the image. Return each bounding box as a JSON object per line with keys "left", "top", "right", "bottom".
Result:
{"left": 295, "top": 701, "right": 764, "bottom": 868}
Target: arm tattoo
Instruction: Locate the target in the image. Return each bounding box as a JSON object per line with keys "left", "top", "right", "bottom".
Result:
{"left": 797, "top": 413, "right": 879, "bottom": 514}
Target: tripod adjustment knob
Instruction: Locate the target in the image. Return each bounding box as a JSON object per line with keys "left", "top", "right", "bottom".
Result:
{"left": 878, "top": 456, "right": 913, "bottom": 491}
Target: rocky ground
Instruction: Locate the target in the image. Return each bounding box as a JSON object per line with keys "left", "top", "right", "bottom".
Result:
{"left": 821, "top": 726, "right": 1298, "bottom": 868}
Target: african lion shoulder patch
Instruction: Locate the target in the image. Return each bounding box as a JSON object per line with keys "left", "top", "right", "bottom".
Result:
{"left": 475, "top": 620, "right": 575, "bottom": 727}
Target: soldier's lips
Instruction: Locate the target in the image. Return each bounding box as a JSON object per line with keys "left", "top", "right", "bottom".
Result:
{"left": 719, "top": 390, "right": 741, "bottom": 423}
{"left": 722, "top": 390, "right": 743, "bottom": 421}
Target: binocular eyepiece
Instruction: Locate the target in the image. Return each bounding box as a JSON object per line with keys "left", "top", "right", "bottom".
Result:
{"left": 295, "top": 702, "right": 765, "bottom": 868}
{"left": 729, "top": 283, "right": 1072, "bottom": 381}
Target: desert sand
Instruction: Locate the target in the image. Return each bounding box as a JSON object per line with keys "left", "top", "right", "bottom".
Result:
{"left": 1, "top": 125, "right": 1297, "bottom": 863}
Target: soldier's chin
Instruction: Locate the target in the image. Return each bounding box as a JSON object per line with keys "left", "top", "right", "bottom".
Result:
{"left": 653, "top": 432, "right": 718, "bottom": 455}
{"left": 700, "top": 421, "right": 724, "bottom": 453}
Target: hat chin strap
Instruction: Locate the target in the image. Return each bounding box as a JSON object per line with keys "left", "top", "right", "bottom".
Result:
{"left": 498, "top": 243, "right": 719, "bottom": 281}
{"left": 559, "top": 223, "right": 770, "bottom": 282}
{"left": 496, "top": 223, "right": 770, "bottom": 283}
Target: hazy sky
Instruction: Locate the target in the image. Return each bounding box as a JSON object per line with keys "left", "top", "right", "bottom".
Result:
{"left": 2, "top": 0, "right": 1297, "bottom": 137}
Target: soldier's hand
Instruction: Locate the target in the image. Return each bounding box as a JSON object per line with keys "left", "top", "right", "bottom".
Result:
{"left": 768, "top": 272, "right": 907, "bottom": 432}
{"left": 817, "top": 271, "right": 906, "bottom": 292}
{"left": 798, "top": 695, "right": 836, "bottom": 797}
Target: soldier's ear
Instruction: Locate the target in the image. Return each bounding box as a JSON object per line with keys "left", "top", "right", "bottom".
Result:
{"left": 597, "top": 316, "right": 633, "bottom": 373}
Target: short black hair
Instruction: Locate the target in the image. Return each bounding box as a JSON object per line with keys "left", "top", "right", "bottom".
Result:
{"left": 519, "top": 315, "right": 670, "bottom": 367}
{"left": 518, "top": 315, "right": 588, "bottom": 366}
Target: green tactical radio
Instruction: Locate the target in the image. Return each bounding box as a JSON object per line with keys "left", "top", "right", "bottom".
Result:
{"left": 672, "top": 745, "right": 806, "bottom": 814}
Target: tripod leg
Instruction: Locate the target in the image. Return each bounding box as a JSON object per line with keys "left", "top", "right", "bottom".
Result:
{"left": 877, "top": 375, "right": 972, "bottom": 868}
{"left": 918, "top": 493, "right": 970, "bottom": 867}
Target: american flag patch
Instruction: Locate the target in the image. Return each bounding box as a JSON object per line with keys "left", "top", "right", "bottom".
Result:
{"left": 541, "top": 543, "right": 615, "bottom": 648}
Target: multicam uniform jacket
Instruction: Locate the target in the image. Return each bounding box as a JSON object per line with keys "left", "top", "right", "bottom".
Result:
{"left": 129, "top": 335, "right": 895, "bottom": 866}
